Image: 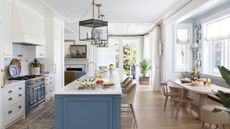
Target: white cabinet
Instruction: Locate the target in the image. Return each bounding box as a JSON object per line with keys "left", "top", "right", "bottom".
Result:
{"left": 2, "top": 0, "right": 12, "bottom": 58}
{"left": 45, "top": 74, "right": 54, "bottom": 101}
{"left": 45, "top": 17, "right": 64, "bottom": 91}
{"left": 36, "top": 46, "right": 46, "bottom": 58}
{"left": 1, "top": 81, "right": 25, "bottom": 128}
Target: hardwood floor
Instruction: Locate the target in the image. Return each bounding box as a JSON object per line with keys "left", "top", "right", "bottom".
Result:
{"left": 7, "top": 85, "right": 230, "bottom": 129}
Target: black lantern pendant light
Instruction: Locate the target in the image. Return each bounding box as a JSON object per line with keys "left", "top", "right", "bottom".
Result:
{"left": 79, "top": 0, "right": 108, "bottom": 46}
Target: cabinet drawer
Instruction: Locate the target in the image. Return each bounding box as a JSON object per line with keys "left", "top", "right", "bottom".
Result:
{"left": 5, "top": 105, "right": 14, "bottom": 120}
{"left": 4, "top": 83, "right": 25, "bottom": 97}
{"left": 4, "top": 87, "right": 15, "bottom": 96}
{"left": 5, "top": 101, "right": 24, "bottom": 126}
{"left": 5, "top": 94, "right": 16, "bottom": 105}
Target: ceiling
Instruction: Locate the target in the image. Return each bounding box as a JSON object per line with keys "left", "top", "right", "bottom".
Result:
{"left": 108, "top": 23, "right": 153, "bottom": 35}
{"left": 40, "top": 0, "right": 184, "bottom": 23}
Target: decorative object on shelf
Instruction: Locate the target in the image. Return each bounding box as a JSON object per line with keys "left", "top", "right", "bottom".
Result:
{"left": 8, "top": 64, "right": 20, "bottom": 78}
{"left": 30, "top": 59, "right": 41, "bottom": 75}
{"left": 139, "top": 59, "right": 151, "bottom": 85}
{"left": 79, "top": 0, "right": 108, "bottom": 46}
{"left": 70, "top": 45, "right": 87, "bottom": 58}
{"left": 212, "top": 66, "right": 230, "bottom": 113}
{"left": 10, "top": 58, "right": 22, "bottom": 74}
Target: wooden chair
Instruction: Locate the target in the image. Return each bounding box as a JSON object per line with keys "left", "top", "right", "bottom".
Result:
{"left": 121, "top": 77, "right": 131, "bottom": 88}
{"left": 201, "top": 105, "right": 229, "bottom": 129}
{"left": 122, "top": 79, "right": 133, "bottom": 94}
{"left": 161, "top": 84, "right": 178, "bottom": 111}
{"left": 121, "top": 83, "right": 138, "bottom": 128}
{"left": 171, "top": 88, "right": 193, "bottom": 118}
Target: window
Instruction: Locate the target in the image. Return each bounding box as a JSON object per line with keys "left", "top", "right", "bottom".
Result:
{"left": 203, "top": 15, "right": 230, "bottom": 75}
{"left": 174, "top": 24, "right": 192, "bottom": 72}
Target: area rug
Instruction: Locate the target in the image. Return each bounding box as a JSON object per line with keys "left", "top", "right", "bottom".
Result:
{"left": 18, "top": 107, "right": 55, "bottom": 129}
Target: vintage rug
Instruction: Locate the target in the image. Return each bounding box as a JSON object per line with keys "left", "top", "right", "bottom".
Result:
{"left": 18, "top": 107, "right": 55, "bottom": 129}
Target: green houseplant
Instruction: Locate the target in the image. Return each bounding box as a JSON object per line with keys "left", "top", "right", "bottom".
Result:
{"left": 139, "top": 59, "right": 151, "bottom": 85}
{"left": 212, "top": 66, "right": 230, "bottom": 113}
{"left": 140, "top": 59, "right": 151, "bottom": 77}
{"left": 30, "top": 59, "right": 41, "bottom": 75}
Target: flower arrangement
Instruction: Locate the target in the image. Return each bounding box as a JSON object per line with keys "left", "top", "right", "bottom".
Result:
{"left": 190, "top": 67, "right": 200, "bottom": 81}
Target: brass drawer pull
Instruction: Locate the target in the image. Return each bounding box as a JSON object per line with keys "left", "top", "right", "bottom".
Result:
{"left": 18, "top": 87, "right": 22, "bottom": 90}
{"left": 18, "top": 105, "right": 22, "bottom": 109}
{"left": 18, "top": 94, "right": 22, "bottom": 97}
{"left": 8, "top": 97, "right": 13, "bottom": 101}
{"left": 8, "top": 110, "right": 12, "bottom": 114}
{"left": 8, "top": 90, "right": 13, "bottom": 93}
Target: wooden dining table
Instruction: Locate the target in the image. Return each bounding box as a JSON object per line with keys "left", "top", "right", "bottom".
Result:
{"left": 169, "top": 79, "right": 230, "bottom": 118}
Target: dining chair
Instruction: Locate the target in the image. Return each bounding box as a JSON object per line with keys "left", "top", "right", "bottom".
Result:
{"left": 171, "top": 88, "right": 193, "bottom": 118}
{"left": 201, "top": 105, "right": 229, "bottom": 129}
{"left": 121, "top": 77, "right": 131, "bottom": 88}
{"left": 161, "top": 83, "right": 179, "bottom": 112}
{"left": 122, "top": 79, "right": 133, "bottom": 94}
{"left": 121, "top": 83, "right": 138, "bottom": 128}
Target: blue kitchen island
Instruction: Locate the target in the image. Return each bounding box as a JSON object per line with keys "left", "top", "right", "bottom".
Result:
{"left": 55, "top": 73, "right": 122, "bottom": 129}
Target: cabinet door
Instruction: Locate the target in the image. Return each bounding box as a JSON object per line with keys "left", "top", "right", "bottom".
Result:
{"left": 2, "top": 0, "right": 12, "bottom": 58}
{"left": 36, "top": 46, "right": 46, "bottom": 58}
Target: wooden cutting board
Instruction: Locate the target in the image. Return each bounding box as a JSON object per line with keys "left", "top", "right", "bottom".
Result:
{"left": 10, "top": 58, "right": 21, "bottom": 74}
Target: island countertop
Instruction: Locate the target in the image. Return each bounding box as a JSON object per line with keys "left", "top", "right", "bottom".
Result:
{"left": 55, "top": 71, "right": 122, "bottom": 95}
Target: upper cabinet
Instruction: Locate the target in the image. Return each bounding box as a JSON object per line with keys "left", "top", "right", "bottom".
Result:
{"left": 12, "top": 1, "right": 45, "bottom": 46}
{"left": 2, "top": 0, "right": 13, "bottom": 58}
{"left": 36, "top": 46, "right": 46, "bottom": 58}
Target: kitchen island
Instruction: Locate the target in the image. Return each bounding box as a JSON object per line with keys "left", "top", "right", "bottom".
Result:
{"left": 55, "top": 71, "right": 122, "bottom": 129}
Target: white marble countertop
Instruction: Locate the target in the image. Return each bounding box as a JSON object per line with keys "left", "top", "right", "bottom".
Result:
{"left": 169, "top": 79, "right": 230, "bottom": 94}
{"left": 55, "top": 71, "right": 122, "bottom": 95}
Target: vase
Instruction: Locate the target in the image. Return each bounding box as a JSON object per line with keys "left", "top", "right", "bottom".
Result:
{"left": 31, "top": 67, "right": 40, "bottom": 75}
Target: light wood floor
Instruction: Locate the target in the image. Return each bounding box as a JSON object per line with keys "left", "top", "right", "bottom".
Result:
{"left": 7, "top": 85, "right": 230, "bottom": 129}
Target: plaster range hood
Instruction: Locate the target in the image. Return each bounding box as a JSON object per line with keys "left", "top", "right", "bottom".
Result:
{"left": 12, "top": 1, "right": 45, "bottom": 46}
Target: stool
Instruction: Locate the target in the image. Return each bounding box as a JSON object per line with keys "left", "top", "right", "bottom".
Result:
{"left": 200, "top": 105, "right": 229, "bottom": 129}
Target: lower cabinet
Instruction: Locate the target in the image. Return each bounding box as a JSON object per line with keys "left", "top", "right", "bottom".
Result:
{"left": 45, "top": 74, "right": 54, "bottom": 101}
{"left": 55, "top": 95, "right": 121, "bottom": 129}
{"left": 1, "top": 81, "right": 25, "bottom": 128}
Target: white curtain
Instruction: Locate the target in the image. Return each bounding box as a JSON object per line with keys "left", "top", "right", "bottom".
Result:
{"left": 206, "top": 17, "right": 230, "bottom": 41}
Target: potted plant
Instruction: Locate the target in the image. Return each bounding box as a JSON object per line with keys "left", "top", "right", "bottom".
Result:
{"left": 212, "top": 66, "right": 230, "bottom": 114}
{"left": 30, "top": 59, "right": 41, "bottom": 75}
{"left": 139, "top": 59, "right": 151, "bottom": 85}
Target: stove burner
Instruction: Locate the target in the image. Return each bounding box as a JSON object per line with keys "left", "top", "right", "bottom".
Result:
{"left": 8, "top": 75, "right": 43, "bottom": 80}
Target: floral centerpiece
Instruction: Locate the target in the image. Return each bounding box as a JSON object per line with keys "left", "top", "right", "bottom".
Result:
{"left": 190, "top": 67, "right": 200, "bottom": 81}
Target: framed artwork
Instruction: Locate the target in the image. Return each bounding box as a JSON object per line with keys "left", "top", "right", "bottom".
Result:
{"left": 70, "top": 45, "right": 87, "bottom": 58}
{"left": 65, "top": 40, "right": 75, "bottom": 58}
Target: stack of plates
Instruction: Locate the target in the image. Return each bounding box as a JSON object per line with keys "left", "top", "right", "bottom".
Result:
{"left": 8, "top": 58, "right": 21, "bottom": 78}
{"left": 9, "top": 64, "right": 20, "bottom": 78}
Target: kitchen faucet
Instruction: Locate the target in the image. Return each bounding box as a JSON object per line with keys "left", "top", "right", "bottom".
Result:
{"left": 86, "top": 62, "right": 97, "bottom": 74}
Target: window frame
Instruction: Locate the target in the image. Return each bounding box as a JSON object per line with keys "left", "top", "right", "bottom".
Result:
{"left": 201, "top": 7, "right": 230, "bottom": 76}
{"left": 173, "top": 24, "right": 193, "bottom": 72}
